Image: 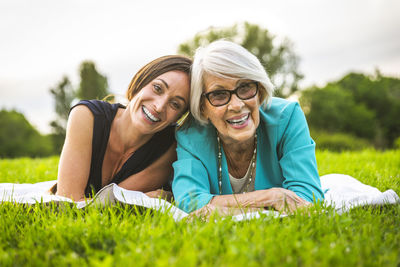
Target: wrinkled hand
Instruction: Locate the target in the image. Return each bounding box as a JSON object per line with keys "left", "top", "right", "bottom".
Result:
{"left": 261, "top": 188, "right": 310, "bottom": 213}
{"left": 145, "top": 189, "right": 173, "bottom": 202}
{"left": 188, "top": 204, "right": 259, "bottom": 221}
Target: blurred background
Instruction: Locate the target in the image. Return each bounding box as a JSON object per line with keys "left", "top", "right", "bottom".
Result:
{"left": 1, "top": 0, "right": 399, "bottom": 157}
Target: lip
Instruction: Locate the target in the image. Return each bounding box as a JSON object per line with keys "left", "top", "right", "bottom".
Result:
{"left": 227, "top": 113, "right": 249, "bottom": 121}
{"left": 141, "top": 106, "right": 161, "bottom": 124}
{"left": 226, "top": 113, "right": 250, "bottom": 129}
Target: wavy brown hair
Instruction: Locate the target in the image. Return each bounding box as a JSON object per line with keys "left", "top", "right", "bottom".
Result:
{"left": 126, "top": 55, "right": 192, "bottom": 100}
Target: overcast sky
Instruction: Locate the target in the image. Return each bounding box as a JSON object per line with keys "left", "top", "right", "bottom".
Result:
{"left": 1, "top": 0, "right": 399, "bottom": 133}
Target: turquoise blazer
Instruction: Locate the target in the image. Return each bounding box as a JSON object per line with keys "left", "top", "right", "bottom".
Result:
{"left": 172, "top": 97, "right": 324, "bottom": 213}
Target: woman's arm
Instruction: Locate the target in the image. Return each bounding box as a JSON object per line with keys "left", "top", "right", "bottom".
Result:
{"left": 117, "top": 143, "right": 177, "bottom": 193}
{"left": 189, "top": 189, "right": 309, "bottom": 219}
{"left": 277, "top": 102, "right": 324, "bottom": 202}
{"left": 210, "top": 188, "right": 309, "bottom": 212}
{"left": 56, "top": 105, "right": 94, "bottom": 201}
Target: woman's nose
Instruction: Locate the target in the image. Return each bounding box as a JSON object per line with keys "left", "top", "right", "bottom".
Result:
{"left": 228, "top": 94, "right": 244, "bottom": 111}
{"left": 154, "top": 96, "right": 168, "bottom": 113}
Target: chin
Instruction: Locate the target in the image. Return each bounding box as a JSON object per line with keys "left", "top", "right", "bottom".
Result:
{"left": 221, "top": 127, "right": 256, "bottom": 145}
{"left": 234, "top": 131, "right": 256, "bottom": 143}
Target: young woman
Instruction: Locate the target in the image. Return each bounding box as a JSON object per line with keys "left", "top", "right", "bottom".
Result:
{"left": 52, "top": 55, "right": 192, "bottom": 201}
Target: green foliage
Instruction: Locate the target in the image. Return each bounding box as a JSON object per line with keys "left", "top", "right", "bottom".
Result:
{"left": 394, "top": 137, "right": 400, "bottom": 149}
{"left": 0, "top": 151, "right": 399, "bottom": 266}
{"left": 49, "top": 76, "right": 75, "bottom": 153}
{"left": 300, "top": 72, "right": 400, "bottom": 148}
{"left": 49, "top": 61, "right": 110, "bottom": 154}
{"left": 336, "top": 72, "right": 400, "bottom": 147}
{"left": 301, "top": 85, "right": 376, "bottom": 139}
{"left": 178, "top": 22, "right": 303, "bottom": 98}
{"left": 311, "top": 129, "right": 372, "bottom": 151}
{"left": 76, "top": 61, "right": 109, "bottom": 100}
{"left": 0, "top": 110, "right": 54, "bottom": 158}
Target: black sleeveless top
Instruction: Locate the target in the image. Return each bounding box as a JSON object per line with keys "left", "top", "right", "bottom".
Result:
{"left": 72, "top": 100, "right": 175, "bottom": 197}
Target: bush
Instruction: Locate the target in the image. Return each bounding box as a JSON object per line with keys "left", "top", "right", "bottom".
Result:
{"left": 300, "top": 85, "right": 376, "bottom": 140}
{"left": 310, "top": 130, "right": 372, "bottom": 151}
{"left": 300, "top": 72, "right": 400, "bottom": 148}
{"left": 394, "top": 137, "right": 400, "bottom": 149}
{"left": 0, "top": 109, "right": 55, "bottom": 158}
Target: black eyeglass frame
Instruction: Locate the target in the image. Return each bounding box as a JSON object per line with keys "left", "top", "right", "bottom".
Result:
{"left": 202, "top": 81, "right": 259, "bottom": 107}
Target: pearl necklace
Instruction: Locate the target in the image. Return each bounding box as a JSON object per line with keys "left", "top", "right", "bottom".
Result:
{"left": 217, "top": 133, "right": 257, "bottom": 195}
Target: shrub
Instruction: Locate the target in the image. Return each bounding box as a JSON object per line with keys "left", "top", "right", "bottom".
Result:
{"left": 394, "top": 137, "right": 400, "bottom": 149}
{"left": 310, "top": 130, "right": 372, "bottom": 151}
{"left": 0, "top": 109, "right": 55, "bottom": 158}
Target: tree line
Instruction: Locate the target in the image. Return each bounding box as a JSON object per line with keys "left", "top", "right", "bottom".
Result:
{"left": 0, "top": 61, "right": 109, "bottom": 158}
{"left": 1, "top": 22, "right": 399, "bottom": 157}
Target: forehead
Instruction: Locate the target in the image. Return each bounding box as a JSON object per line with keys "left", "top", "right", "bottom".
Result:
{"left": 203, "top": 74, "right": 239, "bottom": 92}
{"left": 154, "top": 70, "right": 190, "bottom": 100}
{"left": 156, "top": 71, "right": 189, "bottom": 85}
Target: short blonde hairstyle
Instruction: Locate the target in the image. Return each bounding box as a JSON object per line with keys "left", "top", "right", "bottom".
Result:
{"left": 190, "top": 40, "right": 275, "bottom": 125}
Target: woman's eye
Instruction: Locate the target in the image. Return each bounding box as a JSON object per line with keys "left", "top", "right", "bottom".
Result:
{"left": 153, "top": 84, "right": 163, "bottom": 93}
{"left": 170, "top": 101, "right": 181, "bottom": 110}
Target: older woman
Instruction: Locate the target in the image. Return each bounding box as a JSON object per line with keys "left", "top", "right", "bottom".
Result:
{"left": 172, "top": 40, "right": 324, "bottom": 214}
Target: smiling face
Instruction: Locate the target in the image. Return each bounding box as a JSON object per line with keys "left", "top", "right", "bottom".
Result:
{"left": 128, "top": 70, "right": 190, "bottom": 135}
{"left": 202, "top": 74, "right": 260, "bottom": 145}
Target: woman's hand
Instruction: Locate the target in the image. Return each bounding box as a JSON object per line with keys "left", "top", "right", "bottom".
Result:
{"left": 145, "top": 189, "right": 173, "bottom": 202}
{"left": 210, "top": 188, "right": 310, "bottom": 213}
{"left": 258, "top": 188, "right": 310, "bottom": 213}
{"left": 188, "top": 204, "right": 259, "bottom": 221}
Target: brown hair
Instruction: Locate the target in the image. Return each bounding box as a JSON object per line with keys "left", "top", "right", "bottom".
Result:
{"left": 126, "top": 55, "right": 192, "bottom": 100}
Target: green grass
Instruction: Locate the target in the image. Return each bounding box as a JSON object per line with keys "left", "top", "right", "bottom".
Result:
{"left": 0, "top": 150, "right": 399, "bottom": 266}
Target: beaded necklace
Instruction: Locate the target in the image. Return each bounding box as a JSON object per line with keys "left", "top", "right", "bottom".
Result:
{"left": 217, "top": 133, "right": 257, "bottom": 194}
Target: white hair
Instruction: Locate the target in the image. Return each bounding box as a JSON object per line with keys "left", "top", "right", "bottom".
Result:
{"left": 190, "top": 40, "right": 275, "bottom": 125}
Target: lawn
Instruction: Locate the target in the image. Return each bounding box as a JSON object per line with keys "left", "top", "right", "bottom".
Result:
{"left": 0, "top": 150, "right": 399, "bottom": 266}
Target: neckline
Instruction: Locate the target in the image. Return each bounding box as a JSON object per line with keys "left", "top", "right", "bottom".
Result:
{"left": 217, "top": 132, "right": 257, "bottom": 194}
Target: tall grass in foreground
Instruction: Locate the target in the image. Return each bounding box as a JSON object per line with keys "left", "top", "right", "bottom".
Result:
{"left": 0, "top": 150, "right": 399, "bottom": 266}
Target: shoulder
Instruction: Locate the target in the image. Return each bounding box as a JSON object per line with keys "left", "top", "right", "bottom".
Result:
{"left": 176, "top": 117, "right": 217, "bottom": 152}
{"left": 65, "top": 105, "right": 94, "bottom": 145}
{"left": 68, "top": 104, "right": 94, "bottom": 124}
{"left": 259, "top": 97, "right": 301, "bottom": 125}
{"left": 71, "top": 100, "right": 123, "bottom": 119}
{"left": 260, "top": 97, "right": 301, "bottom": 123}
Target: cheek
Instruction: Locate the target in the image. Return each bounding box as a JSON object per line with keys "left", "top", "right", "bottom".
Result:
{"left": 202, "top": 104, "right": 214, "bottom": 120}
{"left": 251, "top": 104, "right": 261, "bottom": 126}
{"left": 205, "top": 108, "right": 225, "bottom": 126}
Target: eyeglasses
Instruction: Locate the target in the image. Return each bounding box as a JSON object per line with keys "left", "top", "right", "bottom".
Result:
{"left": 202, "top": 81, "right": 259, "bottom": 107}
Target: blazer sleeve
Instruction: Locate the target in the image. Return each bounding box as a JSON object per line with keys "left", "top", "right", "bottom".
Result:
{"left": 277, "top": 102, "right": 324, "bottom": 202}
{"left": 172, "top": 133, "right": 215, "bottom": 213}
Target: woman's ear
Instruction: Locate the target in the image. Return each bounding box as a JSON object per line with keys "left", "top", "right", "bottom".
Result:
{"left": 200, "top": 104, "right": 208, "bottom": 120}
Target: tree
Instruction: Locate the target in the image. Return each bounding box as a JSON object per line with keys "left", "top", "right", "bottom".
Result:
{"left": 178, "top": 22, "right": 303, "bottom": 98}
{"left": 49, "top": 61, "right": 110, "bottom": 152}
{"left": 300, "top": 71, "right": 400, "bottom": 148}
{"left": 0, "top": 109, "right": 53, "bottom": 158}
{"left": 336, "top": 72, "right": 400, "bottom": 147}
{"left": 76, "top": 61, "right": 109, "bottom": 100}
{"left": 300, "top": 85, "right": 376, "bottom": 140}
{"left": 49, "top": 76, "right": 75, "bottom": 153}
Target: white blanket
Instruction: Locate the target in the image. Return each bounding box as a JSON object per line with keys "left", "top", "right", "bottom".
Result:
{"left": 0, "top": 174, "right": 399, "bottom": 221}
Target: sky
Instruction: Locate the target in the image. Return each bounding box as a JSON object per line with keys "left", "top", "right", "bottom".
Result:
{"left": 1, "top": 0, "right": 399, "bottom": 134}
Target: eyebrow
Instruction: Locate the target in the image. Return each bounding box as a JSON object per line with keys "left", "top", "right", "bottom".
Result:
{"left": 156, "top": 78, "right": 169, "bottom": 89}
{"left": 156, "top": 78, "right": 187, "bottom": 105}
{"left": 176, "top": 96, "right": 187, "bottom": 105}
{"left": 208, "top": 79, "right": 250, "bottom": 92}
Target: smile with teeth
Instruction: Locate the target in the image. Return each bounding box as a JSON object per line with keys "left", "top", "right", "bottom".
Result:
{"left": 142, "top": 106, "right": 161, "bottom": 122}
{"left": 226, "top": 114, "right": 249, "bottom": 125}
